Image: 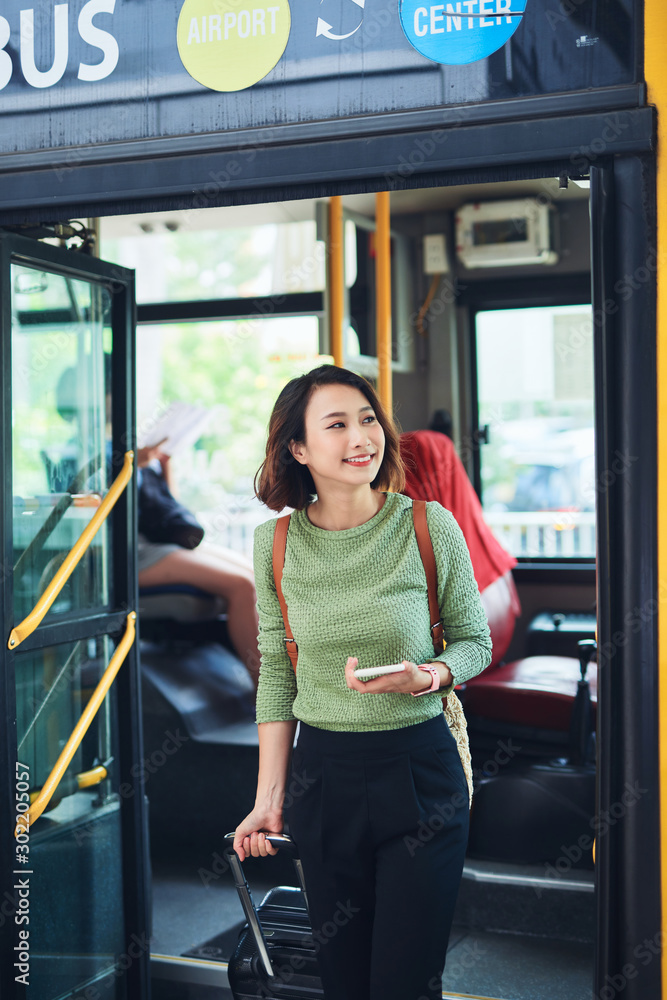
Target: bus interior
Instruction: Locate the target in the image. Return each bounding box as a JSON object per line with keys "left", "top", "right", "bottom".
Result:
{"left": 10, "top": 175, "right": 598, "bottom": 1000}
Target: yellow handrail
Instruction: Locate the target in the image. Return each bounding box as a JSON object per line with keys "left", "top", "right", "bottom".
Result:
{"left": 328, "top": 196, "right": 345, "bottom": 367}
{"left": 375, "top": 191, "right": 392, "bottom": 413}
{"left": 8, "top": 451, "right": 134, "bottom": 650}
{"left": 16, "top": 612, "right": 136, "bottom": 834}
{"left": 27, "top": 765, "right": 108, "bottom": 804}
{"left": 76, "top": 764, "right": 108, "bottom": 789}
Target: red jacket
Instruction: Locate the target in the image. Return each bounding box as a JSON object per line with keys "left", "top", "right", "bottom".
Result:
{"left": 400, "top": 430, "right": 516, "bottom": 594}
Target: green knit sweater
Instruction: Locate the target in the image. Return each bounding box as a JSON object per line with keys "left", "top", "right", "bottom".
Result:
{"left": 254, "top": 491, "right": 493, "bottom": 732}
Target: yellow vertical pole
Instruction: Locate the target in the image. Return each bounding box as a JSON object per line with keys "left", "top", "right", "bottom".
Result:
{"left": 375, "top": 191, "right": 392, "bottom": 414}
{"left": 645, "top": 3, "right": 667, "bottom": 994}
{"left": 328, "top": 197, "right": 344, "bottom": 367}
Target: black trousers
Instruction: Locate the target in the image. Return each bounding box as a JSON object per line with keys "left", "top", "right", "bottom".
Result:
{"left": 284, "top": 713, "right": 469, "bottom": 1000}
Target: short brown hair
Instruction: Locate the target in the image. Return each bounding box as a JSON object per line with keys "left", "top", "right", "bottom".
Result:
{"left": 254, "top": 364, "right": 405, "bottom": 511}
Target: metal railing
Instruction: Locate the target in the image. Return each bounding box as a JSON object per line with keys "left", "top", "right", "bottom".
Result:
{"left": 484, "top": 510, "right": 596, "bottom": 558}
{"left": 11, "top": 451, "right": 136, "bottom": 833}
{"left": 16, "top": 612, "right": 136, "bottom": 834}
{"left": 199, "top": 504, "right": 597, "bottom": 561}
{"left": 8, "top": 451, "right": 134, "bottom": 650}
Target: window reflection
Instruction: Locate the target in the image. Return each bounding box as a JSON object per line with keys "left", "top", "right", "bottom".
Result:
{"left": 12, "top": 265, "right": 112, "bottom": 617}
{"left": 476, "top": 304, "right": 595, "bottom": 558}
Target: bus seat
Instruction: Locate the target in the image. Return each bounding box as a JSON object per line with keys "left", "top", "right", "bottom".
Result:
{"left": 472, "top": 573, "right": 597, "bottom": 730}
{"left": 463, "top": 656, "right": 597, "bottom": 731}
{"left": 480, "top": 570, "right": 521, "bottom": 669}
{"left": 400, "top": 430, "right": 595, "bottom": 739}
{"left": 138, "top": 583, "right": 226, "bottom": 622}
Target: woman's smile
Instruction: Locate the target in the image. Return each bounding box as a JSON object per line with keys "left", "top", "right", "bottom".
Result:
{"left": 343, "top": 453, "right": 376, "bottom": 466}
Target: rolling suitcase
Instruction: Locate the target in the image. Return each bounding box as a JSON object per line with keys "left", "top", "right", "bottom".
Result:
{"left": 223, "top": 832, "right": 325, "bottom": 1000}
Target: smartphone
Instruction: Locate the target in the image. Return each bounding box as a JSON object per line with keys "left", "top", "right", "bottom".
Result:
{"left": 353, "top": 663, "right": 406, "bottom": 680}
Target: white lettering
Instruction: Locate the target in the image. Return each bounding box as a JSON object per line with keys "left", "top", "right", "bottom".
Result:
{"left": 267, "top": 6, "right": 279, "bottom": 32}
{"left": 20, "top": 5, "right": 68, "bottom": 89}
{"left": 461, "top": 0, "right": 476, "bottom": 27}
{"left": 78, "top": 0, "right": 118, "bottom": 83}
{"left": 0, "top": 16, "right": 11, "bottom": 90}
{"left": 479, "top": 0, "right": 494, "bottom": 25}
{"left": 224, "top": 11, "right": 236, "bottom": 38}
{"left": 238, "top": 10, "right": 250, "bottom": 36}
{"left": 430, "top": 4, "right": 445, "bottom": 32}
{"left": 446, "top": 3, "right": 462, "bottom": 30}
{"left": 495, "top": 0, "right": 513, "bottom": 24}
{"left": 187, "top": 17, "right": 200, "bottom": 43}
{"left": 414, "top": 7, "right": 429, "bottom": 34}
{"left": 184, "top": 6, "right": 280, "bottom": 41}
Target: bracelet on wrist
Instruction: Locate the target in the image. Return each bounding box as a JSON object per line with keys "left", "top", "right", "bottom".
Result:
{"left": 411, "top": 664, "right": 440, "bottom": 697}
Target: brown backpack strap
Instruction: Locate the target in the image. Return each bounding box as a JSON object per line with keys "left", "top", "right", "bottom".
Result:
{"left": 412, "top": 500, "right": 444, "bottom": 656}
{"left": 272, "top": 514, "right": 298, "bottom": 674}
{"left": 412, "top": 499, "right": 448, "bottom": 708}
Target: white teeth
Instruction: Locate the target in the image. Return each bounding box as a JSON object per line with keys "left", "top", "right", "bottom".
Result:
{"left": 345, "top": 456, "right": 372, "bottom": 463}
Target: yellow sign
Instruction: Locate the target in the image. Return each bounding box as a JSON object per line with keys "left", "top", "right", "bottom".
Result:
{"left": 177, "top": 0, "right": 291, "bottom": 92}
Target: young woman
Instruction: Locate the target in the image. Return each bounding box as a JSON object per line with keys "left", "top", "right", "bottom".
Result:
{"left": 233, "top": 364, "right": 492, "bottom": 1000}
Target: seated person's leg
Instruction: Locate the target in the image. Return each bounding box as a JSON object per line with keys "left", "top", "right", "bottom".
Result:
{"left": 138, "top": 548, "right": 260, "bottom": 686}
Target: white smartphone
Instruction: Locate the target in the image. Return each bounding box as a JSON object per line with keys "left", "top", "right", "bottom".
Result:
{"left": 353, "top": 663, "right": 406, "bottom": 680}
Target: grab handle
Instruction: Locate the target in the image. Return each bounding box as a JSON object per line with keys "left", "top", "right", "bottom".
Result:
{"left": 15, "top": 614, "right": 136, "bottom": 834}
{"left": 8, "top": 451, "right": 134, "bottom": 650}
{"left": 222, "top": 832, "right": 309, "bottom": 979}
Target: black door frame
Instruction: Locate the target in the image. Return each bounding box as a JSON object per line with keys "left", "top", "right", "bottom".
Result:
{"left": 0, "top": 234, "right": 148, "bottom": 1000}
{"left": 590, "top": 157, "right": 660, "bottom": 1000}
{"left": 0, "top": 106, "right": 660, "bottom": 999}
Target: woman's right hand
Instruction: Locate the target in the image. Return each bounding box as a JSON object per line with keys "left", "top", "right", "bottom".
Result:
{"left": 233, "top": 805, "right": 284, "bottom": 861}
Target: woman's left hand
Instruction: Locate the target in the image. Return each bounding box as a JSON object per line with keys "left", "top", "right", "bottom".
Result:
{"left": 345, "top": 657, "right": 449, "bottom": 695}
{"left": 136, "top": 439, "right": 169, "bottom": 468}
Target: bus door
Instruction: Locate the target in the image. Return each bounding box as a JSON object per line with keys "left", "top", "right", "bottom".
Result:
{"left": 0, "top": 231, "right": 150, "bottom": 1000}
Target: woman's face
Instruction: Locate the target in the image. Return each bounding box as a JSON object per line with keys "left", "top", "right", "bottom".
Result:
{"left": 289, "top": 384, "right": 385, "bottom": 494}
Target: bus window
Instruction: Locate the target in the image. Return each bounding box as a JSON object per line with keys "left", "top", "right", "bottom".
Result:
{"left": 103, "top": 211, "right": 326, "bottom": 304}
{"left": 136, "top": 316, "right": 329, "bottom": 557}
{"left": 12, "top": 265, "right": 112, "bottom": 618}
{"left": 474, "top": 304, "right": 595, "bottom": 559}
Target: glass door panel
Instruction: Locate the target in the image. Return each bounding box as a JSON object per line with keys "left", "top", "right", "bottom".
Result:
{"left": 15, "top": 635, "right": 125, "bottom": 999}
{"left": 12, "top": 264, "right": 112, "bottom": 620}
{"left": 2, "top": 234, "right": 142, "bottom": 1000}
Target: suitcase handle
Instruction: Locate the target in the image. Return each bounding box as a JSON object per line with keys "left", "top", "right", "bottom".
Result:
{"left": 223, "top": 832, "right": 310, "bottom": 980}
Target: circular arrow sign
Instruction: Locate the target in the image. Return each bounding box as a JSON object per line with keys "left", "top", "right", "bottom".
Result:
{"left": 399, "top": 0, "right": 527, "bottom": 65}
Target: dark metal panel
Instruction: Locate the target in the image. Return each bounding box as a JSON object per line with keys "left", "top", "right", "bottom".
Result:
{"left": 10, "top": 612, "right": 131, "bottom": 655}
{"left": 0, "top": 107, "right": 655, "bottom": 225}
{"left": 0, "top": 0, "right": 640, "bottom": 158}
{"left": 591, "top": 154, "right": 616, "bottom": 1000}
{"left": 138, "top": 291, "right": 324, "bottom": 325}
{"left": 512, "top": 563, "right": 596, "bottom": 585}
{"left": 0, "top": 85, "right": 646, "bottom": 177}
{"left": 0, "top": 233, "right": 19, "bottom": 1000}
{"left": 3, "top": 232, "right": 135, "bottom": 286}
{"left": 110, "top": 270, "right": 151, "bottom": 1000}
{"left": 590, "top": 157, "right": 660, "bottom": 998}
{"left": 459, "top": 274, "right": 592, "bottom": 310}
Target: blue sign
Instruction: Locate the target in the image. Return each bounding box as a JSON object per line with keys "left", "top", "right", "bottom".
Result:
{"left": 399, "top": 0, "right": 527, "bottom": 65}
